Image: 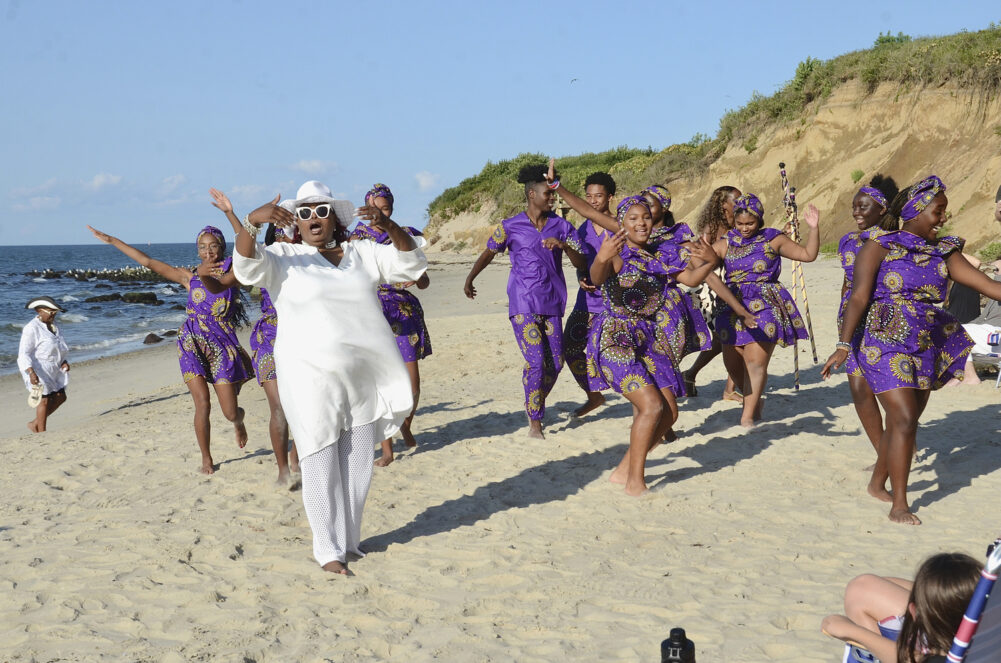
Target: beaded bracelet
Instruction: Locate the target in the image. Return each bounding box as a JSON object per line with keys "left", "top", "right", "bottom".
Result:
{"left": 835, "top": 341, "right": 851, "bottom": 351}
{"left": 547, "top": 179, "right": 560, "bottom": 191}
{"left": 241, "top": 214, "right": 261, "bottom": 238}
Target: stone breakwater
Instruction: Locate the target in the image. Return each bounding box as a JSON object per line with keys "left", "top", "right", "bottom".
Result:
{"left": 24, "top": 266, "right": 190, "bottom": 283}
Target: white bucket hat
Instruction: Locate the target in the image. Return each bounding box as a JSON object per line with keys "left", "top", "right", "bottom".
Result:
{"left": 291, "top": 181, "right": 354, "bottom": 229}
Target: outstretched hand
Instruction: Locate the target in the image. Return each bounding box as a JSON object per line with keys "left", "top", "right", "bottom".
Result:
{"left": 804, "top": 203, "right": 820, "bottom": 229}
{"left": 821, "top": 348, "right": 848, "bottom": 379}
{"left": 209, "top": 188, "right": 233, "bottom": 214}
{"left": 687, "top": 237, "right": 717, "bottom": 266}
{"left": 248, "top": 194, "right": 293, "bottom": 229}
{"left": 596, "top": 229, "right": 626, "bottom": 262}
{"left": 355, "top": 204, "right": 389, "bottom": 230}
{"left": 87, "top": 225, "right": 114, "bottom": 244}
{"left": 463, "top": 280, "right": 477, "bottom": 299}
{"left": 541, "top": 236, "right": 564, "bottom": 251}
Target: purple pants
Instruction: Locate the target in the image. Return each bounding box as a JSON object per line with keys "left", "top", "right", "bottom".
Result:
{"left": 511, "top": 313, "right": 564, "bottom": 421}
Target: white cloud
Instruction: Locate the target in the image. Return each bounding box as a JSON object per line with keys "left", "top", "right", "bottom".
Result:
{"left": 229, "top": 184, "right": 267, "bottom": 199}
{"left": 12, "top": 196, "right": 61, "bottom": 211}
{"left": 86, "top": 173, "right": 123, "bottom": 191}
{"left": 415, "top": 171, "right": 440, "bottom": 192}
{"left": 291, "top": 159, "right": 337, "bottom": 175}
{"left": 9, "top": 178, "right": 57, "bottom": 198}
{"left": 160, "top": 174, "right": 186, "bottom": 194}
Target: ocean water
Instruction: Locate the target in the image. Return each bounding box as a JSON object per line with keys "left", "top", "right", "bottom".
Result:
{"left": 0, "top": 243, "right": 210, "bottom": 375}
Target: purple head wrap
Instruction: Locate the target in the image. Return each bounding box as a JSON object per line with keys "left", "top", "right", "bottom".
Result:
{"left": 366, "top": 183, "right": 394, "bottom": 206}
{"left": 616, "top": 195, "right": 652, "bottom": 223}
{"left": 733, "top": 193, "right": 764, "bottom": 220}
{"left": 857, "top": 186, "right": 888, "bottom": 210}
{"left": 641, "top": 184, "right": 671, "bottom": 210}
{"left": 900, "top": 175, "right": 946, "bottom": 221}
{"left": 197, "top": 226, "right": 226, "bottom": 253}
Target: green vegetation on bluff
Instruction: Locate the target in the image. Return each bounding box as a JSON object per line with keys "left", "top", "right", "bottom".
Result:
{"left": 426, "top": 26, "right": 1001, "bottom": 234}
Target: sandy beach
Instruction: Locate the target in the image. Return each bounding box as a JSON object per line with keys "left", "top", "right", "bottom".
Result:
{"left": 2, "top": 255, "right": 999, "bottom": 662}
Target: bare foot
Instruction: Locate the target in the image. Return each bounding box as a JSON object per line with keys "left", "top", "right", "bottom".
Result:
{"left": 375, "top": 439, "right": 394, "bottom": 467}
{"left": 867, "top": 482, "right": 893, "bottom": 503}
{"left": 401, "top": 423, "right": 417, "bottom": 448}
{"left": 199, "top": 458, "right": 215, "bottom": 475}
{"left": 722, "top": 390, "right": 743, "bottom": 403}
{"left": 624, "top": 478, "right": 649, "bottom": 496}
{"left": 527, "top": 420, "right": 545, "bottom": 439}
{"left": 276, "top": 469, "right": 291, "bottom": 487}
{"left": 889, "top": 507, "right": 921, "bottom": 525}
{"left": 234, "top": 407, "right": 248, "bottom": 449}
{"left": 609, "top": 465, "right": 627, "bottom": 485}
{"left": 739, "top": 417, "right": 758, "bottom": 428}
{"left": 573, "top": 392, "right": 606, "bottom": 417}
{"left": 27, "top": 421, "right": 39, "bottom": 433}
{"left": 321, "top": 560, "right": 351, "bottom": 575}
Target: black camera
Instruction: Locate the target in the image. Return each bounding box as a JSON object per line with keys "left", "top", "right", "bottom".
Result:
{"left": 661, "top": 627, "right": 695, "bottom": 663}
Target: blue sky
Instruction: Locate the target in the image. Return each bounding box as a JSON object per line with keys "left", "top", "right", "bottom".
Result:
{"left": 1, "top": 0, "right": 998, "bottom": 246}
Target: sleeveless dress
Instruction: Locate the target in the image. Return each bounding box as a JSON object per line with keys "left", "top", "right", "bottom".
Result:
{"left": 250, "top": 288, "right": 278, "bottom": 384}
{"left": 350, "top": 224, "right": 432, "bottom": 362}
{"left": 837, "top": 228, "right": 887, "bottom": 377}
{"left": 714, "top": 227, "right": 808, "bottom": 347}
{"left": 177, "top": 256, "right": 254, "bottom": 385}
{"left": 585, "top": 245, "right": 687, "bottom": 396}
{"left": 857, "top": 231, "right": 973, "bottom": 392}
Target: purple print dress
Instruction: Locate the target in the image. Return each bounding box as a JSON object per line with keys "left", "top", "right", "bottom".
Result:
{"left": 350, "top": 224, "right": 432, "bottom": 363}
{"left": 586, "top": 245, "right": 687, "bottom": 396}
{"left": 250, "top": 288, "right": 277, "bottom": 384}
{"left": 837, "top": 228, "right": 888, "bottom": 377}
{"left": 488, "top": 211, "right": 582, "bottom": 420}
{"left": 651, "top": 237, "right": 712, "bottom": 360}
{"left": 714, "top": 227, "right": 808, "bottom": 347}
{"left": 857, "top": 231, "right": 973, "bottom": 392}
{"left": 564, "top": 219, "right": 610, "bottom": 392}
{"left": 178, "top": 257, "right": 254, "bottom": 385}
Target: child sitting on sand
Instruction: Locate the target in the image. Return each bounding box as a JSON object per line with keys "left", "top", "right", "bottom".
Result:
{"left": 821, "top": 551, "right": 980, "bottom": 663}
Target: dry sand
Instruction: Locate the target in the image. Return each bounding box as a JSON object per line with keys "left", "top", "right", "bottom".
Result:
{"left": 1, "top": 256, "right": 999, "bottom": 662}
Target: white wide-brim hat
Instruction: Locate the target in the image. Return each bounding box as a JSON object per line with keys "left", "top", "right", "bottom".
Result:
{"left": 291, "top": 180, "right": 354, "bottom": 229}
{"left": 26, "top": 296, "right": 65, "bottom": 312}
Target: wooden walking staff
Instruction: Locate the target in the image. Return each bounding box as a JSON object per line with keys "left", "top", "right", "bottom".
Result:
{"left": 778, "top": 162, "right": 818, "bottom": 390}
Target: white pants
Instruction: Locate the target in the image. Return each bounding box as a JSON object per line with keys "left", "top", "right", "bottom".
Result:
{"left": 299, "top": 424, "right": 375, "bottom": 566}
{"left": 962, "top": 323, "right": 1001, "bottom": 355}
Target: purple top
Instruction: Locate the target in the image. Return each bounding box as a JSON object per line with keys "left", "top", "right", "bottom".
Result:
{"left": 573, "top": 219, "right": 612, "bottom": 314}
{"left": 650, "top": 222, "right": 695, "bottom": 249}
{"left": 487, "top": 211, "right": 582, "bottom": 317}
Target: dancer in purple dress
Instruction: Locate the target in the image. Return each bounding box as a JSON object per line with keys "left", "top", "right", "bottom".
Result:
{"left": 209, "top": 188, "right": 300, "bottom": 486}
{"left": 834, "top": 177, "right": 900, "bottom": 463}
{"left": 464, "top": 164, "right": 586, "bottom": 439}
{"left": 87, "top": 224, "right": 253, "bottom": 475}
{"left": 352, "top": 183, "right": 432, "bottom": 465}
{"left": 563, "top": 172, "right": 616, "bottom": 417}
{"left": 682, "top": 186, "right": 743, "bottom": 401}
{"left": 823, "top": 175, "right": 1001, "bottom": 525}
{"left": 709, "top": 193, "right": 819, "bottom": 427}
{"left": 545, "top": 169, "right": 748, "bottom": 495}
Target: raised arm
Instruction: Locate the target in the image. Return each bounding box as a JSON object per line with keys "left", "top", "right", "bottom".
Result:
{"left": 771, "top": 204, "right": 820, "bottom": 263}
{"left": 544, "top": 158, "right": 620, "bottom": 233}
{"left": 464, "top": 249, "right": 496, "bottom": 299}
{"left": 243, "top": 194, "right": 292, "bottom": 258}
{"left": 946, "top": 251, "right": 1001, "bottom": 300}
{"left": 589, "top": 230, "right": 626, "bottom": 286}
{"left": 87, "top": 225, "right": 192, "bottom": 288}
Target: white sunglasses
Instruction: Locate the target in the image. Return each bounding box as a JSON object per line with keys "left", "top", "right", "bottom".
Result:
{"left": 295, "top": 204, "right": 333, "bottom": 221}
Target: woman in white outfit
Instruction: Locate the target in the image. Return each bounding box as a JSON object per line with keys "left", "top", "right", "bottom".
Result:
{"left": 233, "top": 181, "right": 427, "bottom": 575}
{"left": 18, "top": 296, "right": 71, "bottom": 433}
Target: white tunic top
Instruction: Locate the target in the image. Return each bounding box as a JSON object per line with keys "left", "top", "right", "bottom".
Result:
{"left": 233, "top": 238, "right": 428, "bottom": 458}
{"left": 17, "top": 316, "right": 70, "bottom": 394}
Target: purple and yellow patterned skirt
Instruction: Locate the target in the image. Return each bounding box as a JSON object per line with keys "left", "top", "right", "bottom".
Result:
{"left": 250, "top": 313, "right": 277, "bottom": 384}
{"left": 715, "top": 281, "right": 808, "bottom": 347}
{"left": 177, "top": 314, "right": 254, "bottom": 385}
{"left": 379, "top": 286, "right": 432, "bottom": 363}
{"left": 586, "top": 313, "right": 685, "bottom": 396}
